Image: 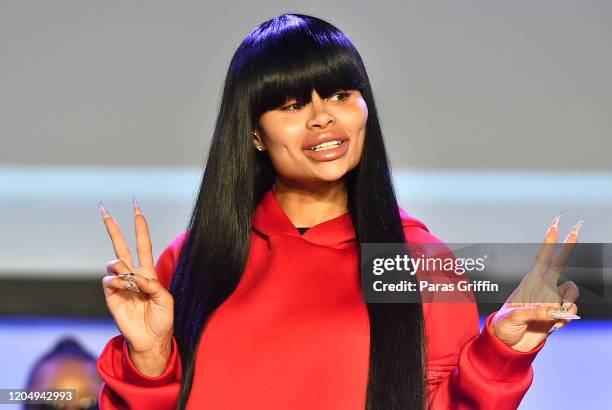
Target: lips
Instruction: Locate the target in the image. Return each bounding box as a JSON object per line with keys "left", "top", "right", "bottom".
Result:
{"left": 302, "top": 132, "right": 349, "bottom": 151}
{"left": 302, "top": 141, "right": 349, "bottom": 163}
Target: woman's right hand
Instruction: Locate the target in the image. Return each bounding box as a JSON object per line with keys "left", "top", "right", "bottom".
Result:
{"left": 99, "top": 199, "right": 175, "bottom": 376}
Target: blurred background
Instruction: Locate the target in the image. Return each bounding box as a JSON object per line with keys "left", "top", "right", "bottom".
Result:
{"left": 0, "top": 1, "right": 610, "bottom": 409}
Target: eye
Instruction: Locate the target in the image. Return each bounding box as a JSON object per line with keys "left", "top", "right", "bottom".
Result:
{"left": 279, "top": 96, "right": 305, "bottom": 111}
{"left": 329, "top": 90, "right": 351, "bottom": 101}
{"left": 281, "top": 102, "right": 304, "bottom": 111}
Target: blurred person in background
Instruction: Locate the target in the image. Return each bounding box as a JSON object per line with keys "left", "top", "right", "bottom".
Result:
{"left": 24, "top": 336, "right": 100, "bottom": 410}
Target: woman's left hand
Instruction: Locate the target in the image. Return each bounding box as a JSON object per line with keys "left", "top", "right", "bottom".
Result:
{"left": 489, "top": 215, "right": 582, "bottom": 352}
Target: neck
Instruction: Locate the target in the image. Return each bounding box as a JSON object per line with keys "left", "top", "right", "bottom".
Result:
{"left": 272, "top": 178, "right": 349, "bottom": 228}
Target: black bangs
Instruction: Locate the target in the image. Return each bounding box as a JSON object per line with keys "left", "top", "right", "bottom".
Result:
{"left": 234, "top": 14, "right": 367, "bottom": 122}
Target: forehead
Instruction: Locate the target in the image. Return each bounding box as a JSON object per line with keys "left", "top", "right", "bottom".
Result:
{"left": 31, "top": 357, "right": 99, "bottom": 387}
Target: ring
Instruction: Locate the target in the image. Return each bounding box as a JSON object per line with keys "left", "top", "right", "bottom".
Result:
{"left": 117, "top": 272, "right": 140, "bottom": 293}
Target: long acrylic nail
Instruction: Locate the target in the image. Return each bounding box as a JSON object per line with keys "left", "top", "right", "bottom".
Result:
{"left": 98, "top": 201, "right": 111, "bottom": 218}
{"left": 549, "top": 212, "right": 562, "bottom": 230}
{"left": 548, "top": 309, "right": 581, "bottom": 320}
{"left": 570, "top": 220, "right": 583, "bottom": 236}
{"left": 548, "top": 322, "right": 563, "bottom": 334}
{"left": 125, "top": 280, "right": 140, "bottom": 293}
{"left": 132, "top": 195, "right": 142, "bottom": 215}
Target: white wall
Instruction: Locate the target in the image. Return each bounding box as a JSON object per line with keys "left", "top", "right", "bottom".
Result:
{"left": 0, "top": 1, "right": 610, "bottom": 169}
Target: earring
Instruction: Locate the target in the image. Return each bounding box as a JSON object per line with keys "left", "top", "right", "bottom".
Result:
{"left": 253, "top": 131, "right": 264, "bottom": 151}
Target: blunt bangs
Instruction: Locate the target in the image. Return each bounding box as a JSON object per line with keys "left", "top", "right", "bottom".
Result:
{"left": 233, "top": 14, "right": 367, "bottom": 122}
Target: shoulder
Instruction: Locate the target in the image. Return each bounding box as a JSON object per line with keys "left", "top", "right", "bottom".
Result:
{"left": 398, "top": 206, "right": 447, "bottom": 246}
{"left": 398, "top": 207, "right": 456, "bottom": 272}
{"left": 154, "top": 231, "right": 189, "bottom": 289}
{"left": 398, "top": 208, "right": 480, "bottom": 360}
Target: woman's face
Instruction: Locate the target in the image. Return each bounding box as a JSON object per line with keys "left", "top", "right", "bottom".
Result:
{"left": 255, "top": 88, "right": 368, "bottom": 188}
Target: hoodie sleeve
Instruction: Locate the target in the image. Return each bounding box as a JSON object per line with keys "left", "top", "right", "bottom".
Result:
{"left": 425, "top": 305, "right": 545, "bottom": 410}
{"left": 399, "top": 215, "right": 545, "bottom": 410}
{"left": 97, "top": 233, "right": 187, "bottom": 410}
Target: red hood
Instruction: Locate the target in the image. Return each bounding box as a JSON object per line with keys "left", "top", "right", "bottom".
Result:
{"left": 251, "top": 187, "right": 431, "bottom": 248}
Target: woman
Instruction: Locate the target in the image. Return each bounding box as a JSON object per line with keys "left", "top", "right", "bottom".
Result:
{"left": 96, "top": 14, "right": 581, "bottom": 410}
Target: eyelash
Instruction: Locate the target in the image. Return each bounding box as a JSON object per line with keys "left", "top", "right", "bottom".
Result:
{"left": 281, "top": 91, "right": 351, "bottom": 111}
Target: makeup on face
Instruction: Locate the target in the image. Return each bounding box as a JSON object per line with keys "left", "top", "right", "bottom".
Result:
{"left": 302, "top": 131, "right": 350, "bottom": 162}
{"left": 257, "top": 88, "right": 367, "bottom": 182}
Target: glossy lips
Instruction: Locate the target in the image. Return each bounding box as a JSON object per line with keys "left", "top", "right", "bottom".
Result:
{"left": 302, "top": 132, "right": 349, "bottom": 162}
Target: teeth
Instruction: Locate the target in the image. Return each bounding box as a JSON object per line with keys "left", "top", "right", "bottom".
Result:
{"left": 311, "top": 140, "right": 342, "bottom": 151}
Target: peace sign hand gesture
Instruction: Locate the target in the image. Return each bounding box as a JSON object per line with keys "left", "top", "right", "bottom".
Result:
{"left": 489, "top": 214, "right": 582, "bottom": 352}
{"left": 99, "top": 199, "right": 174, "bottom": 376}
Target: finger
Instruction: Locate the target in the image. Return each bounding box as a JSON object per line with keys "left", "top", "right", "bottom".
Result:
{"left": 102, "top": 275, "right": 126, "bottom": 290}
{"left": 532, "top": 214, "right": 561, "bottom": 275}
{"left": 99, "top": 202, "right": 135, "bottom": 271}
{"left": 510, "top": 304, "right": 580, "bottom": 324}
{"left": 545, "top": 221, "right": 582, "bottom": 283}
{"left": 548, "top": 302, "right": 579, "bottom": 334}
{"left": 562, "top": 301, "right": 579, "bottom": 316}
{"left": 132, "top": 197, "right": 155, "bottom": 273}
{"left": 127, "top": 274, "right": 168, "bottom": 300}
{"left": 102, "top": 273, "right": 141, "bottom": 292}
{"left": 110, "top": 258, "right": 156, "bottom": 280}
{"left": 558, "top": 280, "right": 580, "bottom": 308}
{"left": 102, "top": 274, "right": 135, "bottom": 298}
{"left": 106, "top": 259, "right": 133, "bottom": 276}
{"left": 102, "top": 273, "right": 164, "bottom": 298}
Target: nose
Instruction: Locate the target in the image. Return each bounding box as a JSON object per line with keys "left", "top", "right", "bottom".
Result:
{"left": 306, "top": 93, "right": 335, "bottom": 129}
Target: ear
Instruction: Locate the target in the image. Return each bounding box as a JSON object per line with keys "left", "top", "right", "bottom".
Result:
{"left": 252, "top": 130, "right": 265, "bottom": 149}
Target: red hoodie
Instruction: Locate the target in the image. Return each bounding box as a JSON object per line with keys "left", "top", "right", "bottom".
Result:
{"left": 97, "top": 187, "right": 545, "bottom": 409}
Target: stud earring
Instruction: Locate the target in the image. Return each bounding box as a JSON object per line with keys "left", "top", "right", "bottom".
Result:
{"left": 252, "top": 130, "right": 264, "bottom": 151}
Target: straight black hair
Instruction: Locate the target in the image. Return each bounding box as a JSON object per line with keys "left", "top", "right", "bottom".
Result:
{"left": 170, "top": 13, "right": 426, "bottom": 410}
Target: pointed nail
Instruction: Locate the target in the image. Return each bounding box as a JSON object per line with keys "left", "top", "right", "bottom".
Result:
{"left": 132, "top": 195, "right": 142, "bottom": 215}
{"left": 548, "top": 309, "right": 581, "bottom": 320}
{"left": 98, "top": 201, "right": 111, "bottom": 218}
{"left": 125, "top": 280, "right": 140, "bottom": 293}
{"left": 549, "top": 212, "right": 562, "bottom": 230}
{"left": 548, "top": 322, "right": 563, "bottom": 334}
{"left": 570, "top": 219, "right": 583, "bottom": 236}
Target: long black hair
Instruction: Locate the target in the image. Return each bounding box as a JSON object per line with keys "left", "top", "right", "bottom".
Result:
{"left": 170, "top": 13, "right": 426, "bottom": 410}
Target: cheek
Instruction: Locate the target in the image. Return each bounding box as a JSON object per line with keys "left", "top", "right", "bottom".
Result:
{"left": 348, "top": 102, "right": 368, "bottom": 161}
{"left": 339, "top": 100, "right": 368, "bottom": 134}
{"left": 259, "top": 115, "right": 303, "bottom": 149}
{"left": 345, "top": 103, "right": 368, "bottom": 144}
{"left": 354, "top": 96, "right": 368, "bottom": 126}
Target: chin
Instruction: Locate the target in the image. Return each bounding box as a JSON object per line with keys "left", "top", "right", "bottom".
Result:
{"left": 312, "top": 168, "right": 350, "bottom": 183}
